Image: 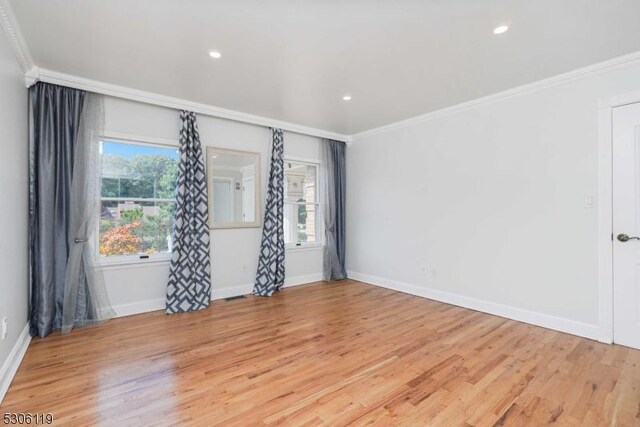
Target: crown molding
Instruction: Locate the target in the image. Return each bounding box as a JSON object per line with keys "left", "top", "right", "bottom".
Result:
{"left": 24, "top": 65, "right": 38, "bottom": 87}
{"left": 0, "top": 0, "right": 34, "bottom": 79}
{"left": 352, "top": 49, "right": 640, "bottom": 141}
{"left": 29, "top": 67, "right": 352, "bottom": 143}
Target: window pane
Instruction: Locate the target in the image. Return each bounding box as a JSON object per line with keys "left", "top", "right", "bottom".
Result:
{"left": 285, "top": 203, "right": 317, "bottom": 244}
{"left": 284, "top": 162, "right": 316, "bottom": 203}
{"left": 99, "top": 140, "right": 179, "bottom": 258}
{"left": 101, "top": 141, "right": 179, "bottom": 199}
{"left": 99, "top": 200, "right": 175, "bottom": 257}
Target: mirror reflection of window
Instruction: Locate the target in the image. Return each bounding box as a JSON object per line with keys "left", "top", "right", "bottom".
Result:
{"left": 207, "top": 148, "right": 260, "bottom": 228}
{"left": 284, "top": 161, "right": 319, "bottom": 245}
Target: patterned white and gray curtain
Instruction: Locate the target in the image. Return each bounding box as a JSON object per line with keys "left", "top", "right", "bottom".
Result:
{"left": 166, "top": 111, "right": 212, "bottom": 313}
{"left": 253, "top": 128, "right": 285, "bottom": 296}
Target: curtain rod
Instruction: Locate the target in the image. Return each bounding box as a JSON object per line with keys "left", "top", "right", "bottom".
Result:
{"left": 26, "top": 67, "right": 352, "bottom": 145}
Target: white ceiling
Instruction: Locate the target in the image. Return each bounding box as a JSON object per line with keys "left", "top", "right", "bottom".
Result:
{"left": 10, "top": 0, "right": 640, "bottom": 135}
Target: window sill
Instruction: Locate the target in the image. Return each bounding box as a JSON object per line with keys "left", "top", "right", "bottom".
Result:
{"left": 95, "top": 245, "right": 322, "bottom": 271}
{"left": 285, "top": 244, "right": 325, "bottom": 252}
{"left": 96, "top": 256, "right": 171, "bottom": 271}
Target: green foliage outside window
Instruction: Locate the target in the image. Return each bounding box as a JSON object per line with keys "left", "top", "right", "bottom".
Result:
{"left": 99, "top": 149, "right": 179, "bottom": 257}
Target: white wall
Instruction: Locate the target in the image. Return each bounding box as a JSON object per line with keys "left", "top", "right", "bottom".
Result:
{"left": 0, "top": 28, "right": 29, "bottom": 395}
{"left": 101, "top": 97, "right": 324, "bottom": 313}
{"left": 347, "top": 60, "right": 640, "bottom": 331}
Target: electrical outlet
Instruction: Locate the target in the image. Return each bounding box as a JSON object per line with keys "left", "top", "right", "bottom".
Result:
{"left": 1, "top": 317, "right": 7, "bottom": 341}
{"left": 584, "top": 195, "right": 597, "bottom": 209}
{"left": 421, "top": 266, "right": 437, "bottom": 278}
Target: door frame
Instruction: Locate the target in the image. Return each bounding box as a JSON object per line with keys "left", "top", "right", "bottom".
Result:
{"left": 242, "top": 177, "right": 256, "bottom": 222}
{"left": 597, "top": 90, "right": 640, "bottom": 344}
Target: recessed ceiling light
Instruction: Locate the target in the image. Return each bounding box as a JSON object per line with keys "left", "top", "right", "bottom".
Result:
{"left": 342, "top": 95, "right": 352, "bottom": 101}
{"left": 209, "top": 51, "right": 222, "bottom": 59}
{"left": 493, "top": 25, "right": 509, "bottom": 35}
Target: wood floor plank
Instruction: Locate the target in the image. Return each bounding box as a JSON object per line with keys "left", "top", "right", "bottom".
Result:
{"left": 1, "top": 280, "right": 639, "bottom": 426}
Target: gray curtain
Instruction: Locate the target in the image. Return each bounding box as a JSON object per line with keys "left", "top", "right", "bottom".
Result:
{"left": 166, "top": 111, "right": 212, "bottom": 313}
{"left": 30, "top": 82, "right": 114, "bottom": 337}
{"left": 61, "top": 93, "right": 115, "bottom": 333}
{"left": 322, "top": 139, "right": 347, "bottom": 280}
{"left": 253, "top": 128, "right": 285, "bottom": 296}
{"left": 29, "top": 82, "right": 85, "bottom": 337}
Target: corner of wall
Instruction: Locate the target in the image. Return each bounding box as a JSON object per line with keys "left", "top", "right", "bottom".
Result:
{"left": 0, "top": 324, "right": 31, "bottom": 404}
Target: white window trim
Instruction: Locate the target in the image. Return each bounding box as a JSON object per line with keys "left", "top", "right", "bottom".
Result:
{"left": 97, "top": 253, "right": 172, "bottom": 269}
{"left": 285, "top": 242, "right": 325, "bottom": 252}
{"left": 96, "top": 134, "right": 179, "bottom": 267}
{"left": 283, "top": 156, "right": 325, "bottom": 249}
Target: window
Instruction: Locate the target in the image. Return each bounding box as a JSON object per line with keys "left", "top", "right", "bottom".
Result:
{"left": 99, "top": 140, "right": 179, "bottom": 260}
{"left": 284, "top": 160, "right": 321, "bottom": 246}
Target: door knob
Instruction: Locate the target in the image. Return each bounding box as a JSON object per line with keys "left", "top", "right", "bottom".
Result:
{"left": 617, "top": 233, "right": 640, "bottom": 242}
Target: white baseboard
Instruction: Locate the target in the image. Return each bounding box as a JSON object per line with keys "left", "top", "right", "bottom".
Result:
{"left": 0, "top": 324, "right": 31, "bottom": 405}
{"left": 112, "top": 273, "right": 324, "bottom": 318}
{"left": 113, "top": 298, "right": 166, "bottom": 317}
{"left": 597, "top": 326, "right": 613, "bottom": 344}
{"left": 284, "top": 273, "right": 324, "bottom": 288}
{"left": 208, "top": 274, "right": 323, "bottom": 300}
{"left": 211, "top": 284, "right": 252, "bottom": 301}
{"left": 347, "top": 271, "right": 607, "bottom": 342}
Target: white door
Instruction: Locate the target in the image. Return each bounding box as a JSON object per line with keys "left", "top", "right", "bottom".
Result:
{"left": 613, "top": 101, "right": 640, "bottom": 349}
{"left": 213, "top": 179, "right": 234, "bottom": 223}
{"left": 242, "top": 178, "right": 255, "bottom": 222}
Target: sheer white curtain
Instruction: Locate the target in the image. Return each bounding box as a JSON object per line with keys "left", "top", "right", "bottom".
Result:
{"left": 62, "top": 93, "right": 114, "bottom": 333}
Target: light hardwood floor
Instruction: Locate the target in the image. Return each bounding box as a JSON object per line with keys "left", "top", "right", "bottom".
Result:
{"left": 2, "top": 280, "right": 640, "bottom": 426}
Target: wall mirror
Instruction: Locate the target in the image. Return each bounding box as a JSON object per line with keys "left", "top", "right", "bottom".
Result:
{"left": 206, "top": 147, "right": 261, "bottom": 229}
